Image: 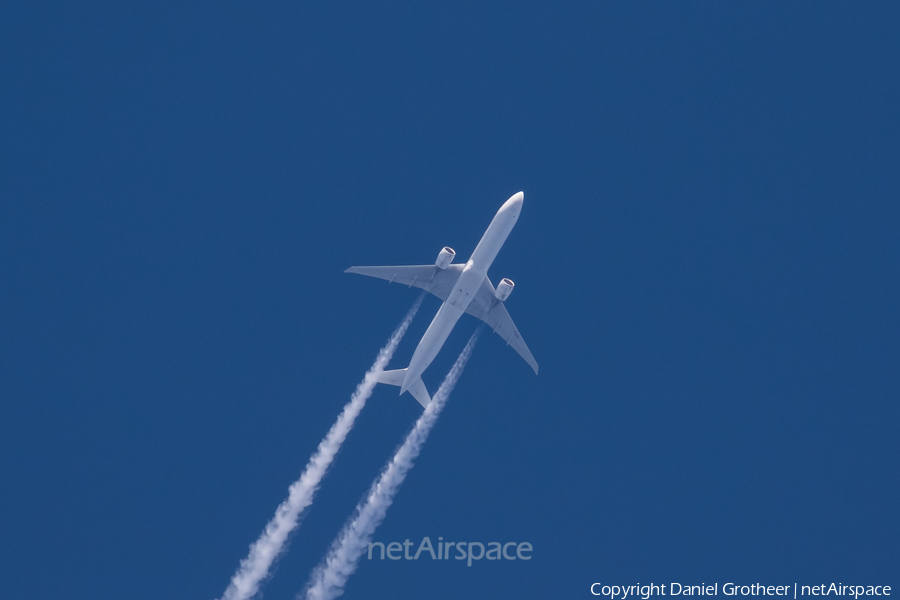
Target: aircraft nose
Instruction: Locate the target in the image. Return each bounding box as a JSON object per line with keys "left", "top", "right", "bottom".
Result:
{"left": 501, "top": 191, "right": 524, "bottom": 213}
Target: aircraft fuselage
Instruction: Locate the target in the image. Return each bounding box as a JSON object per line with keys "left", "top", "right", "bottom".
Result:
{"left": 400, "top": 192, "right": 523, "bottom": 394}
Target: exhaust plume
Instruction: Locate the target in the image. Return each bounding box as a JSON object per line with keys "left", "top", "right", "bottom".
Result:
{"left": 219, "top": 295, "right": 424, "bottom": 600}
{"left": 303, "top": 328, "right": 481, "bottom": 600}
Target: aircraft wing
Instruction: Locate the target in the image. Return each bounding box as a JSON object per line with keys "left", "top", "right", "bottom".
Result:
{"left": 345, "top": 265, "right": 538, "bottom": 375}
{"left": 465, "top": 278, "right": 539, "bottom": 375}
{"left": 344, "top": 264, "right": 464, "bottom": 302}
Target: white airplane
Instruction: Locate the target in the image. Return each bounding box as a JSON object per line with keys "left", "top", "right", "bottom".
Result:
{"left": 345, "top": 191, "right": 538, "bottom": 408}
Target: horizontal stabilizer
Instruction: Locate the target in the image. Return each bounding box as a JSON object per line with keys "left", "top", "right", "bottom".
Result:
{"left": 376, "top": 368, "right": 432, "bottom": 408}
{"left": 376, "top": 368, "right": 407, "bottom": 387}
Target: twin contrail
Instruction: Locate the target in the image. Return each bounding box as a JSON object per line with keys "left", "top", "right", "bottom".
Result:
{"left": 303, "top": 328, "right": 482, "bottom": 600}
{"left": 218, "top": 295, "right": 425, "bottom": 600}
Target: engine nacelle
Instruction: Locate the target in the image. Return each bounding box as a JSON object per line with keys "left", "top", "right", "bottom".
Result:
{"left": 435, "top": 246, "right": 456, "bottom": 269}
{"left": 495, "top": 278, "right": 515, "bottom": 301}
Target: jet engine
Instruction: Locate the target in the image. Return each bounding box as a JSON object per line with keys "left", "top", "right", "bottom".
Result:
{"left": 435, "top": 246, "right": 456, "bottom": 269}
{"left": 495, "top": 278, "right": 515, "bottom": 301}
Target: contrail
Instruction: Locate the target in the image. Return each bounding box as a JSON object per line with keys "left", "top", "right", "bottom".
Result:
{"left": 303, "top": 327, "right": 481, "bottom": 600}
{"left": 219, "top": 295, "right": 425, "bottom": 600}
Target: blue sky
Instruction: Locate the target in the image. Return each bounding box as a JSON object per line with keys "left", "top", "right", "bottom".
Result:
{"left": 1, "top": 3, "right": 898, "bottom": 599}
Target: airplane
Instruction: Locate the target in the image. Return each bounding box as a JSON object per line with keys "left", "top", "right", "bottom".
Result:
{"left": 345, "top": 191, "right": 538, "bottom": 408}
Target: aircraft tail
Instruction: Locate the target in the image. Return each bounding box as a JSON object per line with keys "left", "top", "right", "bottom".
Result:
{"left": 376, "top": 369, "right": 432, "bottom": 408}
